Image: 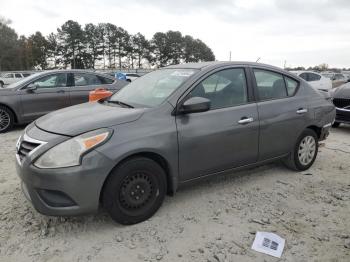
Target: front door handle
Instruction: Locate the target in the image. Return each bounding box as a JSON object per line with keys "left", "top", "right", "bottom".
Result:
{"left": 238, "top": 117, "right": 254, "bottom": 125}
{"left": 57, "top": 89, "right": 65, "bottom": 93}
{"left": 296, "top": 108, "right": 308, "bottom": 114}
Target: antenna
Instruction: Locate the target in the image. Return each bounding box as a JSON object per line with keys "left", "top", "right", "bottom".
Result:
{"left": 229, "top": 51, "right": 231, "bottom": 61}
{"left": 256, "top": 57, "right": 261, "bottom": 62}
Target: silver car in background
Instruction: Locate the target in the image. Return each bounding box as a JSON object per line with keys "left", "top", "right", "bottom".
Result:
{"left": 0, "top": 70, "right": 128, "bottom": 132}
{"left": 0, "top": 72, "right": 32, "bottom": 88}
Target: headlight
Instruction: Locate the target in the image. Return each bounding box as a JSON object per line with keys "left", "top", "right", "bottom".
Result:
{"left": 34, "top": 129, "right": 112, "bottom": 169}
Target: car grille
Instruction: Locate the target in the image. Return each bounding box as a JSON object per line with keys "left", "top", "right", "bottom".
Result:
{"left": 16, "top": 135, "right": 44, "bottom": 163}
{"left": 333, "top": 98, "right": 350, "bottom": 108}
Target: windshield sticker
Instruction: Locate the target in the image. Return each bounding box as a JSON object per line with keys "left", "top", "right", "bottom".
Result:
{"left": 170, "top": 70, "right": 195, "bottom": 77}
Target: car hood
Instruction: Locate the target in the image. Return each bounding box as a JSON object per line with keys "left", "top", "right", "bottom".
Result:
{"left": 0, "top": 87, "right": 16, "bottom": 95}
{"left": 35, "top": 102, "right": 144, "bottom": 136}
{"left": 333, "top": 83, "right": 350, "bottom": 98}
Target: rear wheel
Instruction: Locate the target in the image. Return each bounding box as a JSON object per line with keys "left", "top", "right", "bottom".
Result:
{"left": 284, "top": 129, "right": 318, "bottom": 171}
{"left": 102, "top": 157, "right": 166, "bottom": 225}
{"left": 332, "top": 122, "right": 340, "bottom": 128}
{"left": 0, "top": 105, "right": 14, "bottom": 133}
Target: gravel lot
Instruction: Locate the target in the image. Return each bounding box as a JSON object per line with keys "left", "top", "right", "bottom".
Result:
{"left": 0, "top": 126, "right": 349, "bottom": 262}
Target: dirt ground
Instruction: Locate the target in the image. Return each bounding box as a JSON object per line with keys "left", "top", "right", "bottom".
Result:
{"left": 0, "top": 126, "right": 349, "bottom": 262}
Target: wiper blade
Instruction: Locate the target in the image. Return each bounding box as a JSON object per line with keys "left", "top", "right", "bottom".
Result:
{"left": 107, "top": 100, "right": 134, "bottom": 108}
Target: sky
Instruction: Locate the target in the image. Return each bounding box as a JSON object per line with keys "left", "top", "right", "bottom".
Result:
{"left": 1, "top": 0, "right": 350, "bottom": 68}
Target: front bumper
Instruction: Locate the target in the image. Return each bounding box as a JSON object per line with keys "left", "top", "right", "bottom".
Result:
{"left": 320, "top": 123, "right": 332, "bottom": 141}
{"left": 15, "top": 128, "right": 115, "bottom": 216}
{"left": 335, "top": 107, "right": 350, "bottom": 124}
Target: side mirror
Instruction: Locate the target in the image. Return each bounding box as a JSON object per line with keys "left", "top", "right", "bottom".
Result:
{"left": 179, "top": 97, "right": 210, "bottom": 114}
{"left": 26, "top": 83, "right": 38, "bottom": 91}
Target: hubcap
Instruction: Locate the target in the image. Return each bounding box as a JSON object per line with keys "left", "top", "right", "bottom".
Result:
{"left": 298, "top": 135, "right": 316, "bottom": 166}
{"left": 119, "top": 173, "right": 154, "bottom": 210}
{"left": 0, "top": 109, "right": 10, "bottom": 131}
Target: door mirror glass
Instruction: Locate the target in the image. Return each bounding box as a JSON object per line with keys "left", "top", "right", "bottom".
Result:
{"left": 179, "top": 97, "right": 210, "bottom": 114}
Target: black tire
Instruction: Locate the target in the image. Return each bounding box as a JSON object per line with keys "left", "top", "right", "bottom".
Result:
{"left": 332, "top": 122, "right": 340, "bottom": 128}
{"left": 126, "top": 79, "right": 131, "bottom": 83}
{"left": 283, "top": 129, "right": 319, "bottom": 171}
{"left": 0, "top": 81, "right": 4, "bottom": 88}
{"left": 102, "top": 157, "right": 167, "bottom": 225}
{"left": 0, "top": 105, "right": 14, "bottom": 133}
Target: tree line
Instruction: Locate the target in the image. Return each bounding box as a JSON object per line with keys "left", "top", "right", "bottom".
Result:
{"left": 285, "top": 63, "right": 350, "bottom": 73}
{"left": 0, "top": 18, "right": 215, "bottom": 71}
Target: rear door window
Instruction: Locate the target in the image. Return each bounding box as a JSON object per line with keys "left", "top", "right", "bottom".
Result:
{"left": 15, "top": 73, "right": 22, "bottom": 78}
{"left": 253, "top": 69, "right": 287, "bottom": 100}
{"left": 98, "top": 75, "right": 114, "bottom": 84}
{"left": 74, "top": 73, "right": 103, "bottom": 86}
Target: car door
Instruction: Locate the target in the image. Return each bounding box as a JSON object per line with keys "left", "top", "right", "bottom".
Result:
{"left": 19, "top": 73, "right": 70, "bottom": 122}
{"left": 252, "top": 68, "right": 308, "bottom": 161}
{"left": 69, "top": 72, "right": 116, "bottom": 105}
{"left": 176, "top": 67, "right": 259, "bottom": 181}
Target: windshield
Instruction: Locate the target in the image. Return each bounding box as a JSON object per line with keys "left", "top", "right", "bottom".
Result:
{"left": 110, "top": 69, "right": 198, "bottom": 107}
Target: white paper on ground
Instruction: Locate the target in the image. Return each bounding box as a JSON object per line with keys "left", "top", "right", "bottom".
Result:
{"left": 251, "top": 232, "right": 285, "bottom": 258}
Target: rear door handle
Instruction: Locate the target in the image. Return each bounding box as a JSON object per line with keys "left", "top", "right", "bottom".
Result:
{"left": 238, "top": 117, "right": 254, "bottom": 125}
{"left": 296, "top": 108, "right": 308, "bottom": 114}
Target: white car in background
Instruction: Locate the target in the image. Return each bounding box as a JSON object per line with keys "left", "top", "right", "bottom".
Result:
{"left": 0, "top": 72, "right": 32, "bottom": 88}
{"left": 331, "top": 73, "right": 348, "bottom": 88}
{"left": 291, "top": 71, "right": 332, "bottom": 91}
{"left": 322, "top": 72, "right": 349, "bottom": 88}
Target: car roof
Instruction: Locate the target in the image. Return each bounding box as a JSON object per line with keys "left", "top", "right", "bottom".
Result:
{"left": 29, "top": 69, "right": 115, "bottom": 79}
{"left": 165, "top": 61, "right": 288, "bottom": 72}
{"left": 165, "top": 61, "right": 304, "bottom": 81}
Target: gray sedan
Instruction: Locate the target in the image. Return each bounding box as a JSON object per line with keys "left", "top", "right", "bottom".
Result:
{"left": 0, "top": 70, "right": 127, "bottom": 132}
{"left": 15, "top": 62, "right": 335, "bottom": 225}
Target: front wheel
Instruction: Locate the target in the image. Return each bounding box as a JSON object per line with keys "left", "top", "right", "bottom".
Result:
{"left": 102, "top": 157, "right": 167, "bottom": 225}
{"left": 284, "top": 129, "right": 319, "bottom": 171}
{"left": 0, "top": 105, "right": 14, "bottom": 133}
{"left": 0, "top": 82, "right": 4, "bottom": 88}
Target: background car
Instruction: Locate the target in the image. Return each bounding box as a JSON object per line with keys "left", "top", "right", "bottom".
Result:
{"left": 125, "top": 73, "right": 140, "bottom": 82}
{"left": 332, "top": 73, "right": 348, "bottom": 88}
{"left": 322, "top": 72, "right": 349, "bottom": 88}
{"left": 107, "top": 72, "right": 141, "bottom": 82}
{"left": 0, "top": 70, "right": 128, "bottom": 132}
{"left": 291, "top": 71, "right": 332, "bottom": 91}
{"left": 0, "top": 72, "right": 32, "bottom": 88}
{"left": 331, "top": 82, "right": 350, "bottom": 127}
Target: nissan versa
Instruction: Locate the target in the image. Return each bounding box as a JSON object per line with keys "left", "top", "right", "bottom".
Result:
{"left": 15, "top": 62, "right": 335, "bottom": 225}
